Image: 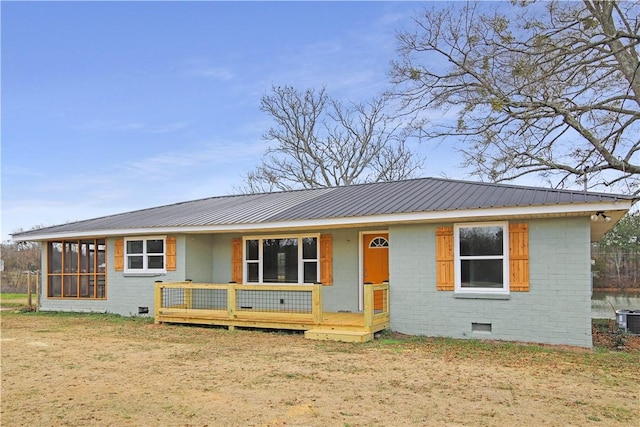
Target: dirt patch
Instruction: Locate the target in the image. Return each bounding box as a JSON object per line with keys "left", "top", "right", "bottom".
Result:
{"left": 592, "top": 319, "right": 640, "bottom": 352}
{"left": 2, "top": 312, "right": 639, "bottom": 426}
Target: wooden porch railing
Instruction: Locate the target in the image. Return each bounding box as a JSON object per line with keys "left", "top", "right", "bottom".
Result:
{"left": 364, "top": 282, "right": 390, "bottom": 329}
{"left": 154, "top": 281, "right": 389, "bottom": 331}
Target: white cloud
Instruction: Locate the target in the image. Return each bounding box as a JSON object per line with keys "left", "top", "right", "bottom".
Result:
{"left": 78, "top": 119, "right": 191, "bottom": 134}
{"left": 120, "top": 139, "right": 264, "bottom": 179}
{"left": 78, "top": 120, "right": 146, "bottom": 132}
{"left": 146, "top": 121, "right": 192, "bottom": 134}
{"left": 1, "top": 165, "right": 45, "bottom": 178}
{"left": 184, "top": 60, "right": 235, "bottom": 80}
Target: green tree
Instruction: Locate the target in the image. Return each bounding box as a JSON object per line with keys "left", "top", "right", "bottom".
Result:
{"left": 391, "top": 0, "right": 640, "bottom": 194}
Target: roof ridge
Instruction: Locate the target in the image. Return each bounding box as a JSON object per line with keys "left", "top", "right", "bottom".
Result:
{"left": 417, "top": 176, "right": 634, "bottom": 199}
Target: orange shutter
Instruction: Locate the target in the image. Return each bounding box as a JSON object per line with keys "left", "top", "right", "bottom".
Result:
{"left": 320, "top": 234, "right": 333, "bottom": 285}
{"left": 231, "top": 238, "right": 243, "bottom": 283}
{"left": 509, "top": 223, "right": 529, "bottom": 291}
{"left": 114, "top": 239, "right": 124, "bottom": 272}
{"left": 166, "top": 236, "right": 176, "bottom": 271}
{"left": 436, "top": 226, "right": 454, "bottom": 291}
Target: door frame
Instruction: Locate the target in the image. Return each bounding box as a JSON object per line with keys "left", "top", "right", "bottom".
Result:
{"left": 358, "top": 230, "right": 389, "bottom": 311}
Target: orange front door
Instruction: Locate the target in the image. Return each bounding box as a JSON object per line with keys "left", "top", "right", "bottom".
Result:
{"left": 363, "top": 233, "right": 389, "bottom": 310}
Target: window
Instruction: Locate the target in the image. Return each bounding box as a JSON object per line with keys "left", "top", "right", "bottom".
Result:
{"left": 454, "top": 222, "right": 509, "bottom": 294}
{"left": 47, "top": 239, "right": 106, "bottom": 299}
{"left": 369, "top": 237, "right": 389, "bottom": 248}
{"left": 125, "top": 237, "right": 166, "bottom": 272}
{"left": 244, "top": 235, "right": 319, "bottom": 284}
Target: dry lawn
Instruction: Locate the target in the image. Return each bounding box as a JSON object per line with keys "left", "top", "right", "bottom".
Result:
{"left": 1, "top": 311, "right": 639, "bottom": 427}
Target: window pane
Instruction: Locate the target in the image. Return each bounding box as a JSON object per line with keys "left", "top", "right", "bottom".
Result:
{"left": 48, "top": 242, "right": 63, "bottom": 274}
{"left": 148, "top": 255, "right": 164, "bottom": 269}
{"left": 48, "top": 276, "right": 62, "bottom": 297}
{"left": 247, "top": 263, "right": 259, "bottom": 283}
{"left": 97, "top": 242, "right": 106, "bottom": 273}
{"left": 246, "top": 240, "right": 259, "bottom": 261}
{"left": 461, "top": 259, "right": 504, "bottom": 288}
{"left": 80, "top": 241, "right": 92, "bottom": 273}
{"left": 128, "top": 256, "right": 143, "bottom": 269}
{"left": 302, "top": 237, "right": 317, "bottom": 259}
{"left": 64, "top": 242, "right": 79, "bottom": 273}
{"left": 303, "top": 261, "right": 318, "bottom": 283}
{"left": 80, "top": 276, "right": 92, "bottom": 298}
{"left": 127, "top": 240, "right": 143, "bottom": 254}
{"left": 460, "top": 226, "right": 503, "bottom": 256}
{"left": 64, "top": 276, "right": 78, "bottom": 297}
{"left": 97, "top": 276, "right": 106, "bottom": 298}
{"left": 147, "top": 239, "right": 164, "bottom": 254}
{"left": 263, "top": 239, "right": 298, "bottom": 283}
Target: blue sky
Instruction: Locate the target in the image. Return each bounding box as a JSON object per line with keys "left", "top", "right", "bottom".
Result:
{"left": 2, "top": 1, "right": 473, "bottom": 241}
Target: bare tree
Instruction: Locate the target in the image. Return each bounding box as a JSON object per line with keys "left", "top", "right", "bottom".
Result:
{"left": 1, "top": 236, "right": 41, "bottom": 292}
{"left": 390, "top": 0, "right": 640, "bottom": 194}
{"left": 241, "top": 85, "right": 423, "bottom": 193}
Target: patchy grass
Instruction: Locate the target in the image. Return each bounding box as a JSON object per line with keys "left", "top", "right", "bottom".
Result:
{"left": 0, "top": 293, "right": 30, "bottom": 299}
{"left": 2, "top": 310, "right": 639, "bottom": 426}
{"left": 0, "top": 293, "right": 32, "bottom": 308}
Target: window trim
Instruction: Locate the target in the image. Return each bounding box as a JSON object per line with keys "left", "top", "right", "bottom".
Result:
{"left": 124, "top": 236, "right": 167, "bottom": 273}
{"left": 242, "top": 234, "right": 320, "bottom": 285}
{"left": 454, "top": 221, "right": 509, "bottom": 295}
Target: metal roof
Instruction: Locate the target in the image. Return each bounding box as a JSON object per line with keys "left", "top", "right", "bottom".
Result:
{"left": 12, "top": 177, "right": 635, "bottom": 240}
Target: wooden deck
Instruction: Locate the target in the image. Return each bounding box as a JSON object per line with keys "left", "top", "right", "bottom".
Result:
{"left": 154, "top": 282, "right": 389, "bottom": 343}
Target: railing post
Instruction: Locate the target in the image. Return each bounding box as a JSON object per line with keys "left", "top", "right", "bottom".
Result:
{"left": 227, "top": 283, "right": 236, "bottom": 320}
{"left": 363, "top": 283, "right": 373, "bottom": 329}
{"left": 312, "top": 283, "right": 323, "bottom": 324}
{"left": 383, "top": 281, "right": 389, "bottom": 314}
{"left": 184, "top": 280, "right": 193, "bottom": 309}
{"left": 154, "top": 281, "right": 163, "bottom": 324}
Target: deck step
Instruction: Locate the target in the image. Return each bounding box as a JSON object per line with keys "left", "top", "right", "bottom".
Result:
{"left": 304, "top": 328, "right": 373, "bottom": 343}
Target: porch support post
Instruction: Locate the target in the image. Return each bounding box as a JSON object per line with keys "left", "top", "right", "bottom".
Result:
{"left": 227, "top": 283, "right": 237, "bottom": 320}
{"left": 154, "top": 281, "right": 163, "bottom": 324}
{"left": 313, "top": 283, "right": 323, "bottom": 324}
{"left": 363, "top": 283, "right": 373, "bottom": 329}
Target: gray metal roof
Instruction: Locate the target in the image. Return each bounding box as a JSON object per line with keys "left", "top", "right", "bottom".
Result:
{"left": 12, "top": 177, "right": 635, "bottom": 239}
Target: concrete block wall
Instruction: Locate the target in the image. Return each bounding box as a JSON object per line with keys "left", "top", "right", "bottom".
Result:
{"left": 389, "top": 217, "right": 593, "bottom": 347}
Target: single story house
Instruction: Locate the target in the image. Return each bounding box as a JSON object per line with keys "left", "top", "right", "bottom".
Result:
{"left": 12, "top": 177, "right": 635, "bottom": 347}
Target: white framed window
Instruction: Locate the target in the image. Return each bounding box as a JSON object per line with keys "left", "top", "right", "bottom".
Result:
{"left": 243, "top": 234, "right": 319, "bottom": 284}
{"left": 454, "top": 222, "right": 509, "bottom": 294}
{"left": 125, "top": 237, "right": 166, "bottom": 273}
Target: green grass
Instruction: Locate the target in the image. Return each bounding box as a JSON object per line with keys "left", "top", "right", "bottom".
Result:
{"left": 0, "top": 293, "right": 31, "bottom": 307}
{"left": 0, "top": 293, "right": 29, "bottom": 300}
